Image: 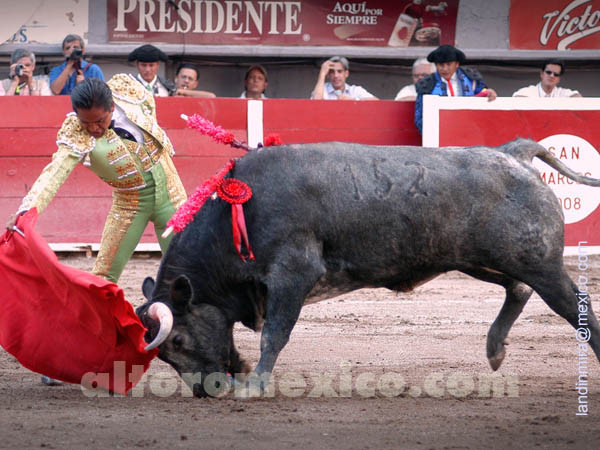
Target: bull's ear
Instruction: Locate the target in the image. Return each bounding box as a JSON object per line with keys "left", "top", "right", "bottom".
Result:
{"left": 142, "top": 277, "right": 155, "bottom": 300}
{"left": 171, "top": 275, "right": 194, "bottom": 307}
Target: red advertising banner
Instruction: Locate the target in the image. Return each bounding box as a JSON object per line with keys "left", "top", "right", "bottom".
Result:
{"left": 421, "top": 97, "right": 600, "bottom": 248}
{"left": 107, "top": 0, "right": 458, "bottom": 47}
{"left": 510, "top": 0, "right": 600, "bottom": 50}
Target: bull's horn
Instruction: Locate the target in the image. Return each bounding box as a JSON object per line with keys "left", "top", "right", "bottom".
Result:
{"left": 144, "top": 302, "right": 173, "bottom": 351}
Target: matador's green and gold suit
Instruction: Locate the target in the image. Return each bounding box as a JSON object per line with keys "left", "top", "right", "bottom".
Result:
{"left": 18, "top": 74, "right": 187, "bottom": 282}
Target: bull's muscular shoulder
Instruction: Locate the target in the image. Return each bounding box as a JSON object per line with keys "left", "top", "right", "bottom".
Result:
{"left": 415, "top": 74, "right": 436, "bottom": 95}
{"left": 461, "top": 67, "right": 484, "bottom": 81}
{"left": 107, "top": 73, "right": 155, "bottom": 109}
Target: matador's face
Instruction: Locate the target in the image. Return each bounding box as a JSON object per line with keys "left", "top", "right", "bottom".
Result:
{"left": 76, "top": 104, "right": 114, "bottom": 139}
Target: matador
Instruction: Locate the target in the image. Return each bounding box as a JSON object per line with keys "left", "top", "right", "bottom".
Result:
{"left": 13, "top": 74, "right": 187, "bottom": 282}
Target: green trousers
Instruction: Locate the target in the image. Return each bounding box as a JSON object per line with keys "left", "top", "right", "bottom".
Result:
{"left": 93, "top": 163, "right": 180, "bottom": 283}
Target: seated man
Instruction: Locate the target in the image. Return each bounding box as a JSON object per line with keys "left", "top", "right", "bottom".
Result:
{"left": 512, "top": 59, "right": 582, "bottom": 98}
{"left": 172, "top": 63, "right": 216, "bottom": 98}
{"left": 311, "top": 56, "right": 378, "bottom": 100}
{"left": 49, "top": 34, "right": 104, "bottom": 95}
{"left": 128, "top": 44, "right": 174, "bottom": 96}
{"left": 0, "top": 48, "right": 51, "bottom": 96}
{"left": 240, "top": 65, "right": 268, "bottom": 99}
{"left": 414, "top": 45, "right": 497, "bottom": 134}
{"left": 394, "top": 57, "right": 435, "bottom": 101}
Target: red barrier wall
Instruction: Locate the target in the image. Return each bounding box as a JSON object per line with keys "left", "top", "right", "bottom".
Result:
{"left": 422, "top": 96, "right": 600, "bottom": 248}
{"left": 0, "top": 97, "right": 419, "bottom": 246}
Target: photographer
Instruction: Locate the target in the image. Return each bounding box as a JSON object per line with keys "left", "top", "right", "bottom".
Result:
{"left": 49, "top": 34, "right": 104, "bottom": 95}
{"left": 0, "top": 48, "right": 51, "bottom": 96}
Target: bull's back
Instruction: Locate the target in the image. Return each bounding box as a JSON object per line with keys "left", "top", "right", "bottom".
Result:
{"left": 234, "top": 143, "right": 561, "bottom": 285}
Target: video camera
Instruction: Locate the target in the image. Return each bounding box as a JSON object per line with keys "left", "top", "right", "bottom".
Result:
{"left": 13, "top": 64, "right": 24, "bottom": 78}
{"left": 68, "top": 48, "right": 83, "bottom": 71}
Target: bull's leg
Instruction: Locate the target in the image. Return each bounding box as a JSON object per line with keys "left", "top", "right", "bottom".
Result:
{"left": 526, "top": 267, "right": 600, "bottom": 363}
{"left": 250, "top": 240, "right": 326, "bottom": 390}
{"left": 486, "top": 282, "right": 533, "bottom": 370}
{"left": 461, "top": 268, "right": 533, "bottom": 370}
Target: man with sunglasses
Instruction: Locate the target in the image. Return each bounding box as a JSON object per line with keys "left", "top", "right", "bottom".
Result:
{"left": 512, "top": 59, "right": 581, "bottom": 98}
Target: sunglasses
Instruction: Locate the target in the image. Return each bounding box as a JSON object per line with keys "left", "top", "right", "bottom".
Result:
{"left": 544, "top": 70, "right": 561, "bottom": 77}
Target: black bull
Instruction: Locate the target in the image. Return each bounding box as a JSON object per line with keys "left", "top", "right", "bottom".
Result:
{"left": 137, "top": 138, "right": 600, "bottom": 397}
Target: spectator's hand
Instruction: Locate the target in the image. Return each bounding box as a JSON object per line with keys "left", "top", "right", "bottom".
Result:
{"left": 319, "top": 60, "right": 336, "bottom": 79}
{"left": 22, "top": 65, "right": 34, "bottom": 86}
{"left": 65, "top": 59, "right": 77, "bottom": 74}
{"left": 8, "top": 63, "right": 23, "bottom": 81}
{"left": 486, "top": 88, "right": 498, "bottom": 102}
{"left": 75, "top": 69, "right": 85, "bottom": 85}
{"left": 336, "top": 93, "right": 354, "bottom": 101}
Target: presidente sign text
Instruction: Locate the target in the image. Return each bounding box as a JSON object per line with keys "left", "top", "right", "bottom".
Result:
{"left": 107, "top": 0, "right": 458, "bottom": 47}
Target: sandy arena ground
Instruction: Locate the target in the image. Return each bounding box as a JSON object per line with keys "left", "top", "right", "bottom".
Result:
{"left": 1, "top": 253, "right": 599, "bottom": 449}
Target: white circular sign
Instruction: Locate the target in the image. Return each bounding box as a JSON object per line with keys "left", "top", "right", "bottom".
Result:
{"left": 533, "top": 134, "right": 600, "bottom": 224}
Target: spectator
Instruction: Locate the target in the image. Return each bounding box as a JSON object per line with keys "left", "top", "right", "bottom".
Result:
{"left": 414, "top": 45, "right": 497, "bottom": 134}
{"left": 311, "top": 56, "right": 378, "bottom": 100}
{"left": 0, "top": 48, "right": 51, "bottom": 96}
{"left": 394, "top": 58, "right": 435, "bottom": 101}
{"left": 128, "top": 44, "right": 174, "bottom": 96}
{"left": 172, "top": 63, "right": 216, "bottom": 98}
{"left": 240, "top": 65, "right": 268, "bottom": 99}
{"left": 512, "top": 59, "right": 582, "bottom": 98}
{"left": 49, "top": 34, "right": 104, "bottom": 95}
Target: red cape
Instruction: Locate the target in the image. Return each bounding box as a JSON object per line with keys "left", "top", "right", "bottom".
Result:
{"left": 0, "top": 209, "right": 157, "bottom": 394}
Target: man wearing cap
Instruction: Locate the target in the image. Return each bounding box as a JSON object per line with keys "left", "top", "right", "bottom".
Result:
{"left": 240, "top": 65, "right": 268, "bottom": 99}
{"left": 311, "top": 56, "right": 378, "bottom": 101}
{"left": 414, "top": 45, "right": 497, "bottom": 134}
{"left": 128, "top": 44, "right": 175, "bottom": 97}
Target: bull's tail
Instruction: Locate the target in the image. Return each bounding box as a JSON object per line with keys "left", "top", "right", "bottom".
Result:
{"left": 502, "top": 138, "right": 600, "bottom": 187}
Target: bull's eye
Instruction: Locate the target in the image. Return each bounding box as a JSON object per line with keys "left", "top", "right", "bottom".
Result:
{"left": 172, "top": 335, "right": 184, "bottom": 350}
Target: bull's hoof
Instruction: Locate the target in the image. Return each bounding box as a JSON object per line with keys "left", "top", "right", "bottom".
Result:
{"left": 488, "top": 349, "right": 506, "bottom": 371}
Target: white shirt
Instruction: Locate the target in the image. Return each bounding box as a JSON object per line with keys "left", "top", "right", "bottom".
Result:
{"left": 394, "top": 84, "right": 416, "bottom": 100}
{"left": 136, "top": 74, "right": 170, "bottom": 97}
{"left": 112, "top": 104, "right": 145, "bottom": 144}
{"left": 313, "top": 82, "right": 375, "bottom": 100}
{"left": 441, "top": 73, "right": 461, "bottom": 96}
{"left": 512, "top": 82, "right": 580, "bottom": 98}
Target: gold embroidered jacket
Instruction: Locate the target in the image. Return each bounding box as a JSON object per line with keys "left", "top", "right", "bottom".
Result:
{"left": 19, "top": 73, "right": 185, "bottom": 214}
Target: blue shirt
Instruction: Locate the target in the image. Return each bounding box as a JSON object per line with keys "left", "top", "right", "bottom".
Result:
{"left": 49, "top": 60, "right": 105, "bottom": 95}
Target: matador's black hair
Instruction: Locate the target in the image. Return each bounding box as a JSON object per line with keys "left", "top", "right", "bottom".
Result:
{"left": 70, "top": 78, "right": 113, "bottom": 112}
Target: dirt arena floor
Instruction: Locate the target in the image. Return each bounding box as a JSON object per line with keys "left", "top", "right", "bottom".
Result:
{"left": 1, "top": 253, "right": 599, "bottom": 449}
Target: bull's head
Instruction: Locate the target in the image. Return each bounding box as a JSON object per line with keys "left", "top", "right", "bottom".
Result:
{"left": 137, "top": 275, "right": 250, "bottom": 397}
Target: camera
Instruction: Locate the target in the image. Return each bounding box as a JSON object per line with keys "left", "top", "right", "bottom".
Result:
{"left": 69, "top": 48, "right": 83, "bottom": 61}
{"left": 69, "top": 48, "right": 83, "bottom": 71}
{"left": 14, "top": 63, "right": 24, "bottom": 78}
